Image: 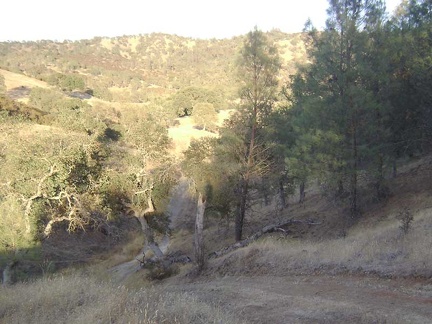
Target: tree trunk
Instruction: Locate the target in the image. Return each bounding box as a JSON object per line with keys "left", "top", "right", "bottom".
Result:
{"left": 350, "top": 126, "right": 358, "bottom": 217}
{"left": 337, "top": 179, "right": 344, "bottom": 197}
{"left": 279, "top": 178, "right": 287, "bottom": 209}
{"left": 137, "top": 196, "right": 164, "bottom": 259}
{"left": 235, "top": 179, "right": 248, "bottom": 242}
{"left": 299, "top": 181, "right": 306, "bottom": 204}
{"left": 375, "top": 153, "right": 388, "bottom": 201}
{"left": 2, "top": 261, "right": 16, "bottom": 286}
{"left": 194, "top": 192, "right": 206, "bottom": 270}
{"left": 43, "top": 215, "right": 70, "bottom": 239}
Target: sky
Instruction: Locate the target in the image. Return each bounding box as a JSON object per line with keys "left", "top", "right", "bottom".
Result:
{"left": 0, "top": 0, "right": 403, "bottom": 42}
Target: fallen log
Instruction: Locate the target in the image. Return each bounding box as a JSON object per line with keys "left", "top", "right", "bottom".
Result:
{"left": 208, "top": 219, "right": 321, "bottom": 259}
{"left": 136, "top": 252, "right": 192, "bottom": 268}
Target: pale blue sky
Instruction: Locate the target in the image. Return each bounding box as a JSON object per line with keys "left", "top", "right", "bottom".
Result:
{"left": 1, "top": 0, "right": 402, "bottom": 41}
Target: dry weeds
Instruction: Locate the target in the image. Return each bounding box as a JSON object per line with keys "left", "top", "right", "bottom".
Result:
{"left": 0, "top": 274, "right": 243, "bottom": 324}
{"left": 207, "top": 207, "right": 432, "bottom": 279}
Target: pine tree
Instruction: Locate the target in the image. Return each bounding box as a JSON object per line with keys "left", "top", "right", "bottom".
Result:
{"left": 227, "top": 27, "right": 280, "bottom": 241}
{"left": 288, "top": 0, "right": 391, "bottom": 215}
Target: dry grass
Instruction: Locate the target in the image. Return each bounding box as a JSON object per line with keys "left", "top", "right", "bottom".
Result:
{"left": 208, "top": 207, "right": 432, "bottom": 278}
{"left": 0, "top": 273, "right": 243, "bottom": 324}
{"left": 0, "top": 69, "right": 49, "bottom": 91}
{"left": 168, "top": 115, "right": 217, "bottom": 156}
{"left": 203, "top": 155, "right": 432, "bottom": 279}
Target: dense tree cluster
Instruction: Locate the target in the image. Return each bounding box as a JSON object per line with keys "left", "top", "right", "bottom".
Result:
{"left": 183, "top": 0, "right": 432, "bottom": 242}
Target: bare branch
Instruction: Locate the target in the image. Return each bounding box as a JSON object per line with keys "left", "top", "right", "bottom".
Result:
{"left": 24, "top": 165, "right": 58, "bottom": 234}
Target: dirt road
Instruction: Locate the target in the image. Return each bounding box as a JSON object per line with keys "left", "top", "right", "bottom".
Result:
{"left": 165, "top": 274, "right": 432, "bottom": 323}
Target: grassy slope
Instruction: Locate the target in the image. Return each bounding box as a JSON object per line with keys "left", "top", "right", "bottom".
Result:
{"left": 0, "top": 68, "right": 49, "bottom": 90}
{"left": 204, "top": 154, "right": 432, "bottom": 279}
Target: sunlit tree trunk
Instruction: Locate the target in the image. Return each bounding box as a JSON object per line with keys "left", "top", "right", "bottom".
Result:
{"left": 194, "top": 192, "right": 206, "bottom": 270}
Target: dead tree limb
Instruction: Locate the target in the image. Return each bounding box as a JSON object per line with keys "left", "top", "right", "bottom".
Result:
{"left": 208, "top": 219, "right": 321, "bottom": 259}
{"left": 23, "top": 165, "right": 58, "bottom": 234}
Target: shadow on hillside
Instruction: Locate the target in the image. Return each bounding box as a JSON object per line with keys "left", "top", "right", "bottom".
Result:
{"left": 7, "top": 86, "right": 31, "bottom": 100}
{"left": 0, "top": 245, "right": 47, "bottom": 285}
{"left": 0, "top": 217, "right": 140, "bottom": 285}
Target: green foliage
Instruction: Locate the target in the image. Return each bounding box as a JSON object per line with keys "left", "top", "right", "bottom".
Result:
{"left": 287, "top": 0, "right": 395, "bottom": 211}
{"left": 192, "top": 102, "right": 218, "bottom": 132}
{"left": 29, "top": 87, "right": 90, "bottom": 114}
{"left": 386, "top": 0, "right": 432, "bottom": 157}
{"left": 121, "top": 106, "right": 171, "bottom": 158}
{"left": 145, "top": 102, "right": 178, "bottom": 127}
{"left": 168, "top": 86, "right": 227, "bottom": 117}
{"left": 182, "top": 137, "right": 217, "bottom": 192}
{"left": 0, "top": 196, "right": 35, "bottom": 257}
{"left": 0, "top": 121, "right": 115, "bottom": 254}
{"left": 182, "top": 137, "right": 235, "bottom": 217}
{"left": 91, "top": 84, "right": 113, "bottom": 101}
{"left": 59, "top": 74, "right": 86, "bottom": 91}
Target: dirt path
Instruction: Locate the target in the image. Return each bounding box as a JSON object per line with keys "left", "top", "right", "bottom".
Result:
{"left": 167, "top": 177, "right": 196, "bottom": 230}
{"left": 164, "top": 274, "right": 432, "bottom": 323}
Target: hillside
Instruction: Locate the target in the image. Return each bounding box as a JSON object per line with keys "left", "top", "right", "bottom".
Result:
{"left": 1, "top": 12, "right": 432, "bottom": 323}
{"left": 1, "top": 153, "right": 431, "bottom": 323}
{"left": 0, "top": 30, "right": 308, "bottom": 102}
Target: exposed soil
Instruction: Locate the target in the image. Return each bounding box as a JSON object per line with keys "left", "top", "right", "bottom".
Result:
{"left": 165, "top": 274, "right": 432, "bottom": 323}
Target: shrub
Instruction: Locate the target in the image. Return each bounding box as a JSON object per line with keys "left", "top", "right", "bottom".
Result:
{"left": 398, "top": 207, "right": 414, "bottom": 235}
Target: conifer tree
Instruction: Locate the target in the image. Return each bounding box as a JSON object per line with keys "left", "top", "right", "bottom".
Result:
{"left": 226, "top": 27, "right": 280, "bottom": 241}
{"left": 288, "top": 0, "right": 390, "bottom": 215}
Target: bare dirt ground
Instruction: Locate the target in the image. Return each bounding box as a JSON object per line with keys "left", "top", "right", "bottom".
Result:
{"left": 164, "top": 274, "right": 432, "bottom": 323}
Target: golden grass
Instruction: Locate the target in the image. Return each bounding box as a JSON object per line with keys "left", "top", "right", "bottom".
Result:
{"left": 167, "top": 109, "right": 233, "bottom": 157}
{"left": 0, "top": 273, "right": 244, "bottom": 324}
{"left": 0, "top": 69, "right": 49, "bottom": 91}
{"left": 211, "top": 207, "right": 432, "bottom": 278}
{"left": 168, "top": 116, "right": 217, "bottom": 156}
